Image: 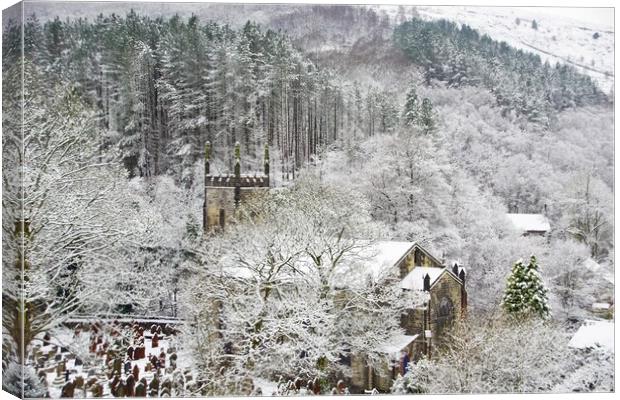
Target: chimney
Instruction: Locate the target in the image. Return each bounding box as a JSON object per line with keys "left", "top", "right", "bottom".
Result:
{"left": 452, "top": 263, "right": 459, "bottom": 276}
{"left": 423, "top": 274, "right": 431, "bottom": 292}
{"left": 459, "top": 269, "right": 466, "bottom": 283}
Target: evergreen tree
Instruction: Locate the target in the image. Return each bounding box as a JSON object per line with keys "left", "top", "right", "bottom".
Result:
{"left": 403, "top": 86, "right": 419, "bottom": 127}
{"left": 418, "top": 97, "right": 436, "bottom": 135}
{"left": 502, "top": 255, "right": 550, "bottom": 318}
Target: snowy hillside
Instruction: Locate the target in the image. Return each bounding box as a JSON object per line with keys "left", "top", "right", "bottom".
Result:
{"left": 375, "top": 5, "right": 613, "bottom": 93}
{"left": 414, "top": 6, "right": 614, "bottom": 93}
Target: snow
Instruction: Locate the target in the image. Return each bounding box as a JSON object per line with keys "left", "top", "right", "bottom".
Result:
{"left": 412, "top": 6, "right": 614, "bottom": 93}
{"left": 592, "top": 303, "right": 611, "bottom": 310}
{"left": 583, "top": 257, "right": 601, "bottom": 272}
{"left": 400, "top": 267, "right": 444, "bottom": 291}
{"left": 568, "top": 320, "right": 614, "bottom": 352}
{"left": 252, "top": 377, "right": 280, "bottom": 396}
{"left": 355, "top": 241, "right": 416, "bottom": 280}
{"left": 377, "top": 334, "right": 419, "bottom": 356}
{"left": 506, "top": 213, "right": 550, "bottom": 233}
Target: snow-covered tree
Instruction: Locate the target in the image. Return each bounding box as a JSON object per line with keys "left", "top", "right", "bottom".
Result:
{"left": 393, "top": 315, "right": 570, "bottom": 394}
{"left": 502, "top": 255, "right": 550, "bottom": 318}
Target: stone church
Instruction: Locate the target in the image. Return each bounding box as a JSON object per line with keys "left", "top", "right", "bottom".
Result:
{"left": 346, "top": 242, "right": 467, "bottom": 393}
{"left": 201, "top": 146, "right": 467, "bottom": 393}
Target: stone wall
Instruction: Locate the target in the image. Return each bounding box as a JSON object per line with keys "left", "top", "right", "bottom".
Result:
{"left": 429, "top": 273, "right": 463, "bottom": 347}
{"left": 204, "top": 186, "right": 269, "bottom": 232}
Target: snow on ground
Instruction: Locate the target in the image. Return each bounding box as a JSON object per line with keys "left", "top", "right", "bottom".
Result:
{"left": 568, "top": 319, "right": 614, "bottom": 352}
{"left": 416, "top": 6, "right": 614, "bottom": 93}
{"left": 376, "top": 5, "right": 614, "bottom": 93}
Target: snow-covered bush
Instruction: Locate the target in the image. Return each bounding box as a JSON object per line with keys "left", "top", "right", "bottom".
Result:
{"left": 2, "top": 361, "right": 47, "bottom": 399}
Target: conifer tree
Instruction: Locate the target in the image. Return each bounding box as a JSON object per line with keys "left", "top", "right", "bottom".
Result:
{"left": 403, "top": 86, "right": 419, "bottom": 126}
{"left": 502, "top": 255, "right": 550, "bottom": 318}
{"left": 418, "top": 97, "right": 436, "bottom": 135}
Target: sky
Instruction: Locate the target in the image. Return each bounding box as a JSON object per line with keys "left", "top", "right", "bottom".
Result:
{"left": 1, "top": 1, "right": 615, "bottom": 31}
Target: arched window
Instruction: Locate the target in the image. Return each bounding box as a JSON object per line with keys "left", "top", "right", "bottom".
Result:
{"left": 439, "top": 297, "right": 454, "bottom": 318}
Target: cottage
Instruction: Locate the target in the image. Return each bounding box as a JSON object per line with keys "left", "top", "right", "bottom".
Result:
{"left": 506, "top": 213, "right": 550, "bottom": 236}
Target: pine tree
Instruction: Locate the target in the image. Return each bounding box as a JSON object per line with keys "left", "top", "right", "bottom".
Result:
{"left": 418, "top": 97, "right": 436, "bottom": 135}
{"left": 502, "top": 255, "right": 550, "bottom": 318}
{"left": 403, "top": 86, "right": 419, "bottom": 127}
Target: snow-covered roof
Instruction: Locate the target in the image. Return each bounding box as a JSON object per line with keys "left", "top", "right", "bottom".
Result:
{"left": 400, "top": 267, "right": 445, "bottom": 291}
{"left": 583, "top": 258, "right": 601, "bottom": 272}
{"left": 568, "top": 320, "right": 614, "bottom": 352}
{"left": 506, "top": 213, "right": 550, "bottom": 233}
{"left": 354, "top": 241, "right": 415, "bottom": 280}
{"left": 592, "top": 303, "right": 611, "bottom": 310}
{"left": 377, "top": 334, "right": 419, "bottom": 356}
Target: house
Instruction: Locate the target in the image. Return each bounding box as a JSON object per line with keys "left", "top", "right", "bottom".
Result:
{"left": 506, "top": 213, "right": 550, "bottom": 236}
{"left": 203, "top": 142, "right": 270, "bottom": 233}
{"left": 347, "top": 242, "right": 467, "bottom": 393}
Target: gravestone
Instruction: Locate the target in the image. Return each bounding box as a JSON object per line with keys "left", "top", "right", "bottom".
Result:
{"left": 127, "top": 346, "right": 134, "bottom": 360}
{"left": 151, "top": 333, "right": 159, "bottom": 348}
{"left": 112, "top": 358, "right": 122, "bottom": 376}
{"left": 135, "top": 380, "right": 147, "bottom": 397}
{"left": 148, "top": 375, "right": 159, "bottom": 397}
{"left": 91, "top": 382, "right": 103, "bottom": 397}
{"left": 60, "top": 381, "right": 75, "bottom": 398}
{"left": 126, "top": 374, "right": 136, "bottom": 397}
{"left": 74, "top": 375, "right": 85, "bottom": 389}
{"left": 124, "top": 359, "right": 132, "bottom": 375}
{"left": 133, "top": 364, "right": 140, "bottom": 381}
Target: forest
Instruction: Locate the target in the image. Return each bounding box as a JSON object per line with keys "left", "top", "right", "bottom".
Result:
{"left": 2, "top": 3, "right": 614, "bottom": 397}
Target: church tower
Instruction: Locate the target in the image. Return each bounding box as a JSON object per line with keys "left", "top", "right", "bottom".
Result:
{"left": 203, "top": 142, "right": 270, "bottom": 234}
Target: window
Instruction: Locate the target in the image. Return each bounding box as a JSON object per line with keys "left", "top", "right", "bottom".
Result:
{"left": 219, "top": 208, "right": 225, "bottom": 229}
{"left": 439, "top": 297, "right": 454, "bottom": 318}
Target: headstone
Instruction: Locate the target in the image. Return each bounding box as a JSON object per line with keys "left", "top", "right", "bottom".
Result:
{"left": 43, "top": 332, "right": 51, "bottom": 345}
{"left": 151, "top": 333, "right": 159, "bottom": 348}
{"left": 74, "top": 357, "right": 83, "bottom": 367}
{"left": 127, "top": 346, "right": 134, "bottom": 360}
{"left": 74, "top": 375, "right": 84, "bottom": 389}
{"left": 148, "top": 375, "right": 159, "bottom": 397}
{"left": 113, "top": 358, "right": 122, "bottom": 376}
{"left": 135, "top": 381, "right": 147, "bottom": 397}
{"left": 126, "top": 374, "right": 136, "bottom": 397}
{"left": 150, "top": 325, "right": 157, "bottom": 335}
{"left": 124, "top": 360, "right": 132, "bottom": 375}
{"left": 64, "top": 369, "right": 70, "bottom": 382}
{"left": 37, "top": 369, "right": 47, "bottom": 385}
{"left": 91, "top": 382, "right": 103, "bottom": 397}
{"left": 56, "top": 361, "right": 66, "bottom": 377}
{"left": 86, "top": 377, "right": 98, "bottom": 388}
{"left": 134, "top": 345, "right": 145, "bottom": 360}
{"left": 116, "top": 380, "right": 126, "bottom": 397}
{"left": 60, "top": 381, "right": 75, "bottom": 398}
{"left": 133, "top": 364, "right": 140, "bottom": 381}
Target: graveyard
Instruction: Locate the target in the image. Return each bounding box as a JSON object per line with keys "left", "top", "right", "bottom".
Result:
{"left": 32, "top": 321, "right": 193, "bottom": 398}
